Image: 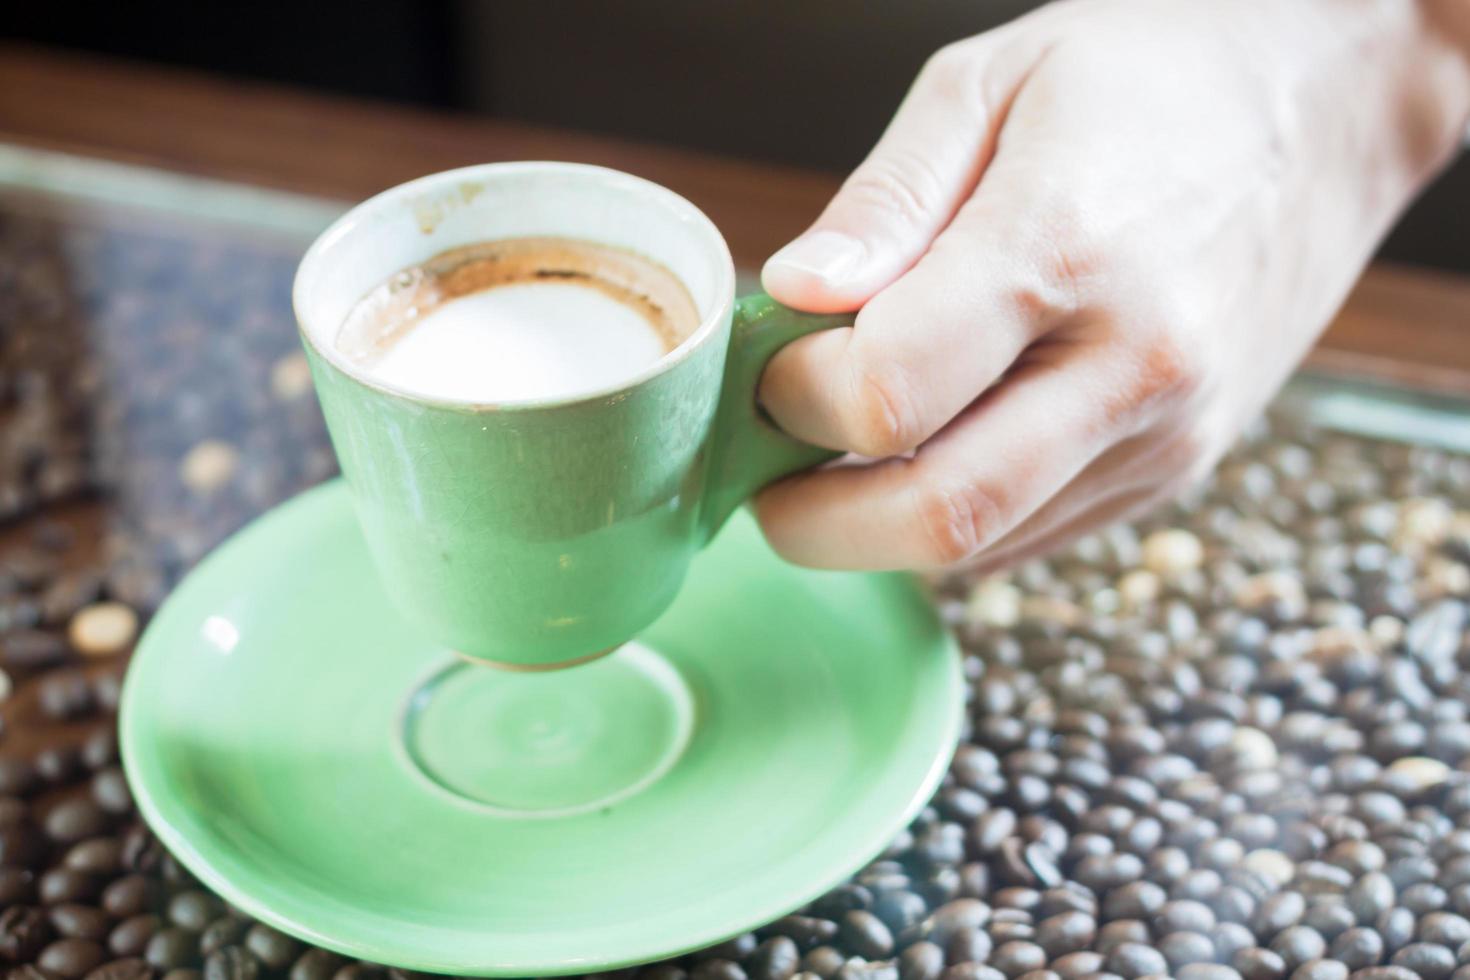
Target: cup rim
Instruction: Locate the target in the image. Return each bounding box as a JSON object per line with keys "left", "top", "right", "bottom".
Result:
{"left": 292, "top": 161, "right": 737, "bottom": 413}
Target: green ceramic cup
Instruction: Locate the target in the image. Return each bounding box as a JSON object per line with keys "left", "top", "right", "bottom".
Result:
{"left": 294, "top": 162, "right": 846, "bottom": 669}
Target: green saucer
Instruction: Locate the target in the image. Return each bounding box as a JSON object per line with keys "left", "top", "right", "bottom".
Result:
{"left": 120, "top": 480, "right": 963, "bottom": 976}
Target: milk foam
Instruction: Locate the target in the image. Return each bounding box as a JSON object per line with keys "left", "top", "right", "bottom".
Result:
{"left": 365, "top": 282, "right": 671, "bottom": 402}
{"left": 334, "top": 237, "right": 701, "bottom": 404}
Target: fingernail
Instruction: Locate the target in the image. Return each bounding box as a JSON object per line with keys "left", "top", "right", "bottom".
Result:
{"left": 765, "top": 230, "right": 867, "bottom": 286}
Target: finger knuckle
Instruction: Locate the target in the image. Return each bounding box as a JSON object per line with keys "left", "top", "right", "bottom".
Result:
{"left": 1136, "top": 331, "right": 1206, "bottom": 406}
{"left": 1097, "top": 323, "right": 1206, "bottom": 435}
{"left": 1003, "top": 194, "right": 1100, "bottom": 324}
{"left": 914, "top": 479, "right": 1004, "bottom": 567}
{"left": 918, "top": 41, "right": 986, "bottom": 106}
{"left": 840, "top": 360, "right": 925, "bottom": 458}
{"left": 842, "top": 153, "right": 946, "bottom": 230}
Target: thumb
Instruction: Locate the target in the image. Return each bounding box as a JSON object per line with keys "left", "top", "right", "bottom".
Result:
{"left": 761, "top": 31, "right": 1047, "bottom": 313}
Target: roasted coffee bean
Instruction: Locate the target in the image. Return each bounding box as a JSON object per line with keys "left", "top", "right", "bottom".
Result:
{"left": 1389, "top": 942, "right": 1455, "bottom": 980}
{"left": 1050, "top": 953, "right": 1103, "bottom": 980}
{"left": 1214, "top": 923, "right": 1258, "bottom": 964}
{"left": 1257, "top": 893, "right": 1308, "bottom": 938}
{"left": 1271, "top": 927, "right": 1328, "bottom": 971}
{"left": 329, "top": 965, "right": 384, "bottom": 980}
{"left": 1035, "top": 887, "right": 1095, "bottom": 920}
{"left": 1376, "top": 908, "right": 1415, "bottom": 952}
{"left": 939, "top": 967, "right": 1003, "bottom": 980}
{"left": 1402, "top": 883, "right": 1448, "bottom": 915}
{"left": 145, "top": 929, "right": 199, "bottom": 971}
{"left": 972, "top": 811, "right": 1017, "bottom": 855}
{"left": 37, "top": 939, "right": 106, "bottom": 979}
{"left": 199, "top": 918, "right": 248, "bottom": 958}
{"left": 927, "top": 901, "right": 991, "bottom": 946}
{"left": 988, "top": 923, "right": 1034, "bottom": 945}
{"left": 813, "top": 885, "right": 873, "bottom": 919}
{"left": 1289, "top": 962, "right": 1348, "bottom": 980}
{"left": 1301, "top": 903, "right": 1355, "bottom": 940}
{"left": 43, "top": 801, "right": 107, "bottom": 844}
{"left": 1160, "top": 931, "right": 1216, "bottom": 969}
{"left": 874, "top": 892, "right": 927, "bottom": 934}
{"left": 1235, "top": 946, "right": 1289, "bottom": 980}
{"left": 840, "top": 912, "right": 893, "bottom": 960}
{"left": 203, "top": 946, "right": 259, "bottom": 980}
{"left": 166, "top": 894, "right": 222, "bottom": 933}
{"left": 1421, "top": 912, "right": 1470, "bottom": 947}
{"left": 1035, "top": 913, "right": 1096, "bottom": 958}
{"left": 1179, "top": 968, "right": 1245, "bottom": 980}
{"left": 1328, "top": 928, "right": 1384, "bottom": 970}
{"left": 704, "top": 934, "right": 758, "bottom": 962}
{"left": 991, "top": 941, "right": 1047, "bottom": 978}
{"left": 899, "top": 943, "right": 943, "bottom": 980}
{"left": 1102, "top": 883, "right": 1165, "bottom": 921}
{"left": 1157, "top": 900, "right": 1217, "bottom": 935}
{"left": 1074, "top": 854, "right": 1144, "bottom": 893}
{"left": 47, "top": 905, "right": 110, "bottom": 942}
{"left": 241, "top": 924, "right": 298, "bottom": 971}
{"left": 84, "top": 957, "right": 153, "bottom": 980}
{"left": 1105, "top": 942, "right": 1168, "bottom": 978}
{"left": 39, "top": 870, "right": 102, "bottom": 905}
{"left": 803, "top": 948, "right": 845, "bottom": 980}
{"left": 920, "top": 866, "right": 963, "bottom": 908}
{"left": 101, "top": 876, "right": 159, "bottom": 919}
{"left": 1094, "top": 921, "right": 1149, "bottom": 957}
{"left": 120, "top": 826, "right": 163, "bottom": 874}
{"left": 289, "top": 949, "right": 345, "bottom": 980}
{"left": 993, "top": 889, "right": 1040, "bottom": 913}
{"left": 63, "top": 838, "right": 122, "bottom": 875}
{"left": 0, "top": 906, "right": 54, "bottom": 962}
{"left": 768, "top": 917, "right": 838, "bottom": 950}
{"left": 109, "top": 915, "right": 161, "bottom": 957}
{"left": 947, "top": 926, "right": 993, "bottom": 964}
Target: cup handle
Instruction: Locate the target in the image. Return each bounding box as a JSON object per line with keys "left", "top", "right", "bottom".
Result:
{"left": 699, "top": 292, "right": 849, "bottom": 543}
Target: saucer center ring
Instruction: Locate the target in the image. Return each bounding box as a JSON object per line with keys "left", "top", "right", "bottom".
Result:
{"left": 401, "top": 641, "right": 694, "bottom": 817}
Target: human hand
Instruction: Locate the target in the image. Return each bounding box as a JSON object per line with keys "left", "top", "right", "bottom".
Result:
{"left": 755, "top": 0, "right": 1470, "bottom": 571}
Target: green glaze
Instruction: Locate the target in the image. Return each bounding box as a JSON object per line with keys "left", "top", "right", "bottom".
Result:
{"left": 120, "top": 480, "right": 963, "bottom": 975}
{"left": 303, "top": 293, "right": 844, "bottom": 668}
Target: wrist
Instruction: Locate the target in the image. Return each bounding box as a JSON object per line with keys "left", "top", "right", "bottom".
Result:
{"left": 1423, "top": 1, "right": 1470, "bottom": 148}
{"left": 1282, "top": 0, "right": 1470, "bottom": 196}
{"left": 1396, "top": 0, "right": 1470, "bottom": 174}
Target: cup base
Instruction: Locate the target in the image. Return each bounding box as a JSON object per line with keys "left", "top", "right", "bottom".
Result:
{"left": 400, "top": 642, "right": 694, "bottom": 817}
{"left": 453, "top": 645, "right": 618, "bottom": 672}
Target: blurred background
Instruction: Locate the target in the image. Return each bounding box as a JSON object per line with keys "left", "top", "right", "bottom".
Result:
{"left": 3, "top": 0, "right": 1466, "bottom": 272}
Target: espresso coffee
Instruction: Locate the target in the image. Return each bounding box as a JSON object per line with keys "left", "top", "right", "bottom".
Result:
{"left": 336, "top": 237, "right": 701, "bottom": 402}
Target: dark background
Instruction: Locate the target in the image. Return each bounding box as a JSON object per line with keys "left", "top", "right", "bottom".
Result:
{"left": 3, "top": 0, "right": 1465, "bottom": 272}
